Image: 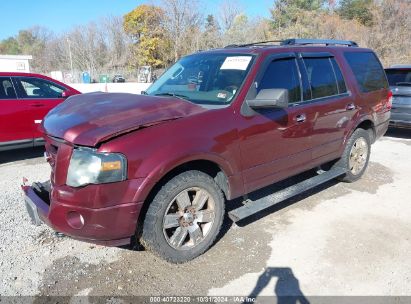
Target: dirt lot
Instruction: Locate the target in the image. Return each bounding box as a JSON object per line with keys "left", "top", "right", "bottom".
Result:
{"left": 0, "top": 129, "right": 410, "bottom": 299}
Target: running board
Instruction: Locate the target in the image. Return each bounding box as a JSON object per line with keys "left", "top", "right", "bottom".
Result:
{"left": 228, "top": 167, "right": 347, "bottom": 222}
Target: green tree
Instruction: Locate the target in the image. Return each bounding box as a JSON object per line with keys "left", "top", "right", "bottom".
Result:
{"left": 271, "top": 0, "right": 326, "bottom": 29}
{"left": 123, "top": 4, "right": 170, "bottom": 67}
{"left": 0, "top": 37, "right": 21, "bottom": 54}
{"left": 201, "top": 15, "right": 221, "bottom": 49}
{"left": 337, "top": 0, "right": 373, "bottom": 26}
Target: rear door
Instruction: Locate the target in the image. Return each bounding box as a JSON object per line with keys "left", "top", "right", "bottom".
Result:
{"left": 0, "top": 76, "right": 33, "bottom": 148}
{"left": 13, "top": 76, "right": 66, "bottom": 142}
{"left": 298, "top": 53, "right": 356, "bottom": 165}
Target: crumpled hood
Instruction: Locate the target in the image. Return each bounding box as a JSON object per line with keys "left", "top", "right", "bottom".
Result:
{"left": 42, "top": 92, "right": 205, "bottom": 146}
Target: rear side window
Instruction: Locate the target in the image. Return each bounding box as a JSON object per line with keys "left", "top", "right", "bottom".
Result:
{"left": 259, "top": 58, "right": 301, "bottom": 103}
{"left": 16, "top": 77, "right": 65, "bottom": 99}
{"left": 344, "top": 52, "right": 388, "bottom": 93}
{"left": 303, "top": 57, "right": 339, "bottom": 99}
{"left": 0, "top": 77, "right": 17, "bottom": 99}
{"left": 385, "top": 69, "right": 411, "bottom": 86}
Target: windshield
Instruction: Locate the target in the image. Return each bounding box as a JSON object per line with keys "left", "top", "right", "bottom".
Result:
{"left": 385, "top": 69, "right": 411, "bottom": 86}
{"left": 146, "top": 53, "right": 254, "bottom": 105}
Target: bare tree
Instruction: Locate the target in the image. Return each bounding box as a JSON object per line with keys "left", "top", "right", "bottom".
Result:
{"left": 218, "top": 0, "right": 242, "bottom": 31}
{"left": 161, "top": 0, "right": 202, "bottom": 61}
{"left": 102, "top": 16, "right": 131, "bottom": 69}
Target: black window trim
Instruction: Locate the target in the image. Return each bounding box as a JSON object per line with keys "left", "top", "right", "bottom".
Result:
{"left": 245, "top": 52, "right": 300, "bottom": 101}
{"left": 243, "top": 51, "right": 351, "bottom": 114}
{"left": 293, "top": 52, "right": 351, "bottom": 106}
{"left": 329, "top": 57, "right": 347, "bottom": 94}
{"left": 12, "top": 76, "right": 66, "bottom": 100}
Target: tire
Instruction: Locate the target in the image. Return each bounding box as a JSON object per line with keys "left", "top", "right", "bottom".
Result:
{"left": 140, "top": 170, "right": 225, "bottom": 263}
{"left": 334, "top": 128, "right": 371, "bottom": 183}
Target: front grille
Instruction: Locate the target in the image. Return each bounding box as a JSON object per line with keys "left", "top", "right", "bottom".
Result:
{"left": 45, "top": 136, "right": 73, "bottom": 186}
{"left": 45, "top": 136, "right": 64, "bottom": 181}
{"left": 46, "top": 142, "right": 58, "bottom": 169}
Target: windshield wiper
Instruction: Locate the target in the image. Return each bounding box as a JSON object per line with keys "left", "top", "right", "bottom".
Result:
{"left": 154, "top": 92, "right": 190, "bottom": 101}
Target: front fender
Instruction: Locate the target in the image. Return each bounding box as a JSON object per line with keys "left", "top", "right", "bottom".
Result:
{"left": 133, "top": 151, "right": 243, "bottom": 202}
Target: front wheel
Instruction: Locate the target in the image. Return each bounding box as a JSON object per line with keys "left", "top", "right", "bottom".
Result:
{"left": 334, "top": 128, "right": 371, "bottom": 183}
{"left": 140, "top": 170, "right": 225, "bottom": 263}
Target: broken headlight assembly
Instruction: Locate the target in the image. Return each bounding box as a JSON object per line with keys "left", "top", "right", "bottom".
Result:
{"left": 67, "top": 148, "right": 127, "bottom": 187}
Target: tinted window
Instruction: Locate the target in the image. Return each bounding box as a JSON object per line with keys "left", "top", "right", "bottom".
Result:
{"left": 17, "top": 77, "right": 65, "bottom": 99}
{"left": 344, "top": 52, "right": 388, "bottom": 92}
{"left": 385, "top": 69, "right": 411, "bottom": 86}
{"left": 259, "top": 58, "right": 301, "bottom": 103}
{"left": 331, "top": 58, "right": 347, "bottom": 93}
{"left": 0, "top": 77, "right": 17, "bottom": 99}
{"left": 303, "top": 57, "right": 339, "bottom": 99}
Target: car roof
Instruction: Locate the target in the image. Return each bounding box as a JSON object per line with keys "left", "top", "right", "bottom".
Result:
{"left": 386, "top": 64, "right": 411, "bottom": 69}
{"left": 198, "top": 44, "right": 373, "bottom": 57}
{"left": 194, "top": 39, "right": 372, "bottom": 57}
{"left": 0, "top": 72, "right": 53, "bottom": 78}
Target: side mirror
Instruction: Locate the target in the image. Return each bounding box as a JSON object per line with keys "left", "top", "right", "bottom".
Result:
{"left": 61, "top": 90, "right": 74, "bottom": 98}
{"left": 246, "top": 89, "right": 289, "bottom": 109}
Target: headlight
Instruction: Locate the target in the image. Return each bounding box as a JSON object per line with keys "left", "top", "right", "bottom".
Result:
{"left": 67, "top": 148, "right": 127, "bottom": 187}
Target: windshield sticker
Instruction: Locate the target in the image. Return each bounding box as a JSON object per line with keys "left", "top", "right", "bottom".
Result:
{"left": 220, "top": 56, "right": 252, "bottom": 70}
{"left": 217, "top": 92, "right": 227, "bottom": 99}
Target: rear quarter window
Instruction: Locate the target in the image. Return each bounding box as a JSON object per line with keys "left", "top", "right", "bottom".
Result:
{"left": 344, "top": 52, "right": 388, "bottom": 93}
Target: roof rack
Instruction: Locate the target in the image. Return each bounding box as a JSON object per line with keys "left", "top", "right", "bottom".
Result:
{"left": 224, "top": 38, "right": 358, "bottom": 48}
{"left": 224, "top": 40, "right": 283, "bottom": 48}
{"left": 281, "top": 38, "right": 358, "bottom": 47}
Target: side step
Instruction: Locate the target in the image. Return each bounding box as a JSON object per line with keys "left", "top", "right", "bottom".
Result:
{"left": 228, "top": 167, "right": 347, "bottom": 222}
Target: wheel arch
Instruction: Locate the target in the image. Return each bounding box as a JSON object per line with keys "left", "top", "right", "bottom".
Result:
{"left": 344, "top": 117, "right": 376, "bottom": 147}
{"left": 133, "top": 157, "right": 232, "bottom": 242}
{"left": 355, "top": 119, "right": 376, "bottom": 143}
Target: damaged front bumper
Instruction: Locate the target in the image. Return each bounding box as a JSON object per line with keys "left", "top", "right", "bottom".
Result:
{"left": 22, "top": 180, "right": 51, "bottom": 226}
{"left": 21, "top": 178, "right": 144, "bottom": 247}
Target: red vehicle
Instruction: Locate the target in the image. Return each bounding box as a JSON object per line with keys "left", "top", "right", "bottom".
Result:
{"left": 0, "top": 72, "right": 80, "bottom": 151}
{"left": 22, "top": 39, "right": 391, "bottom": 263}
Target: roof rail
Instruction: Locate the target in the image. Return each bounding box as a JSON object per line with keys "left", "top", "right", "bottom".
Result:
{"left": 281, "top": 38, "right": 358, "bottom": 47}
{"left": 224, "top": 40, "right": 283, "bottom": 48}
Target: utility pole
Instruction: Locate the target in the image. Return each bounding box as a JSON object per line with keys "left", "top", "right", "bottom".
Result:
{"left": 67, "top": 38, "right": 74, "bottom": 82}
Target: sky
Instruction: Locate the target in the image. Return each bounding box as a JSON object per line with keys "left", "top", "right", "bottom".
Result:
{"left": 0, "top": 0, "right": 272, "bottom": 40}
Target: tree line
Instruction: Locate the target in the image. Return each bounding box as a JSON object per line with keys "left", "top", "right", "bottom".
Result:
{"left": 0, "top": 0, "right": 409, "bottom": 80}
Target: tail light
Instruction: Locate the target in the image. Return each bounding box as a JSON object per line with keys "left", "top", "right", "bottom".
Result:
{"left": 386, "top": 90, "right": 393, "bottom": 110}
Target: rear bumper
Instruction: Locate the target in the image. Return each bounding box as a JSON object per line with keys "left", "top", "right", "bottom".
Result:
{"left": 389, "top": 112, "right": 411, "bottom": 129}
{"left": 22, "top": 181, "right": 143, "bottom": 246}
{"left": 390, "top": 105, "right": 411, "bottom": 129}
{"left": 389, "top": 120, "right": 411, "bottom": 129}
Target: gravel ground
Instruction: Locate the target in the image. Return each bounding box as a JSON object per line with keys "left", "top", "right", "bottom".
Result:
{"left": 0, "top": 129, "right": 410, "bottom": 299}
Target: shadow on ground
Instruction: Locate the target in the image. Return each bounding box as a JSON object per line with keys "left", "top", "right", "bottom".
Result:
{"left": 247, "top": 267, "right": 309, "bottom": 304}
{"left": 385, "top": 127, "right": 411, "bottom": 140}
{"left": 0, "top": 146, "right": 44, "bottom": 164}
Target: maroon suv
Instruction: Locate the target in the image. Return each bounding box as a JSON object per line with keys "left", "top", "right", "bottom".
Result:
{"left": 22, "top": 39, "right": 391, "bottom": 263}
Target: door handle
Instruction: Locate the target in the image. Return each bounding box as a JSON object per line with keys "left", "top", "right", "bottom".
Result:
{"left": 346, "top": 103, "right": 356, "bottom": 111}
{"left": 29, "top": 103, "right": 45, "bottom": 107}
{"left": 295, "top": 113, "right": 306, "bottom": 123}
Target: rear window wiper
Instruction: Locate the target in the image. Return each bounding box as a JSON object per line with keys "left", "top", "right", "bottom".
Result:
{"left": 154, "top": 92, "right": 190, "bottom": 101}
